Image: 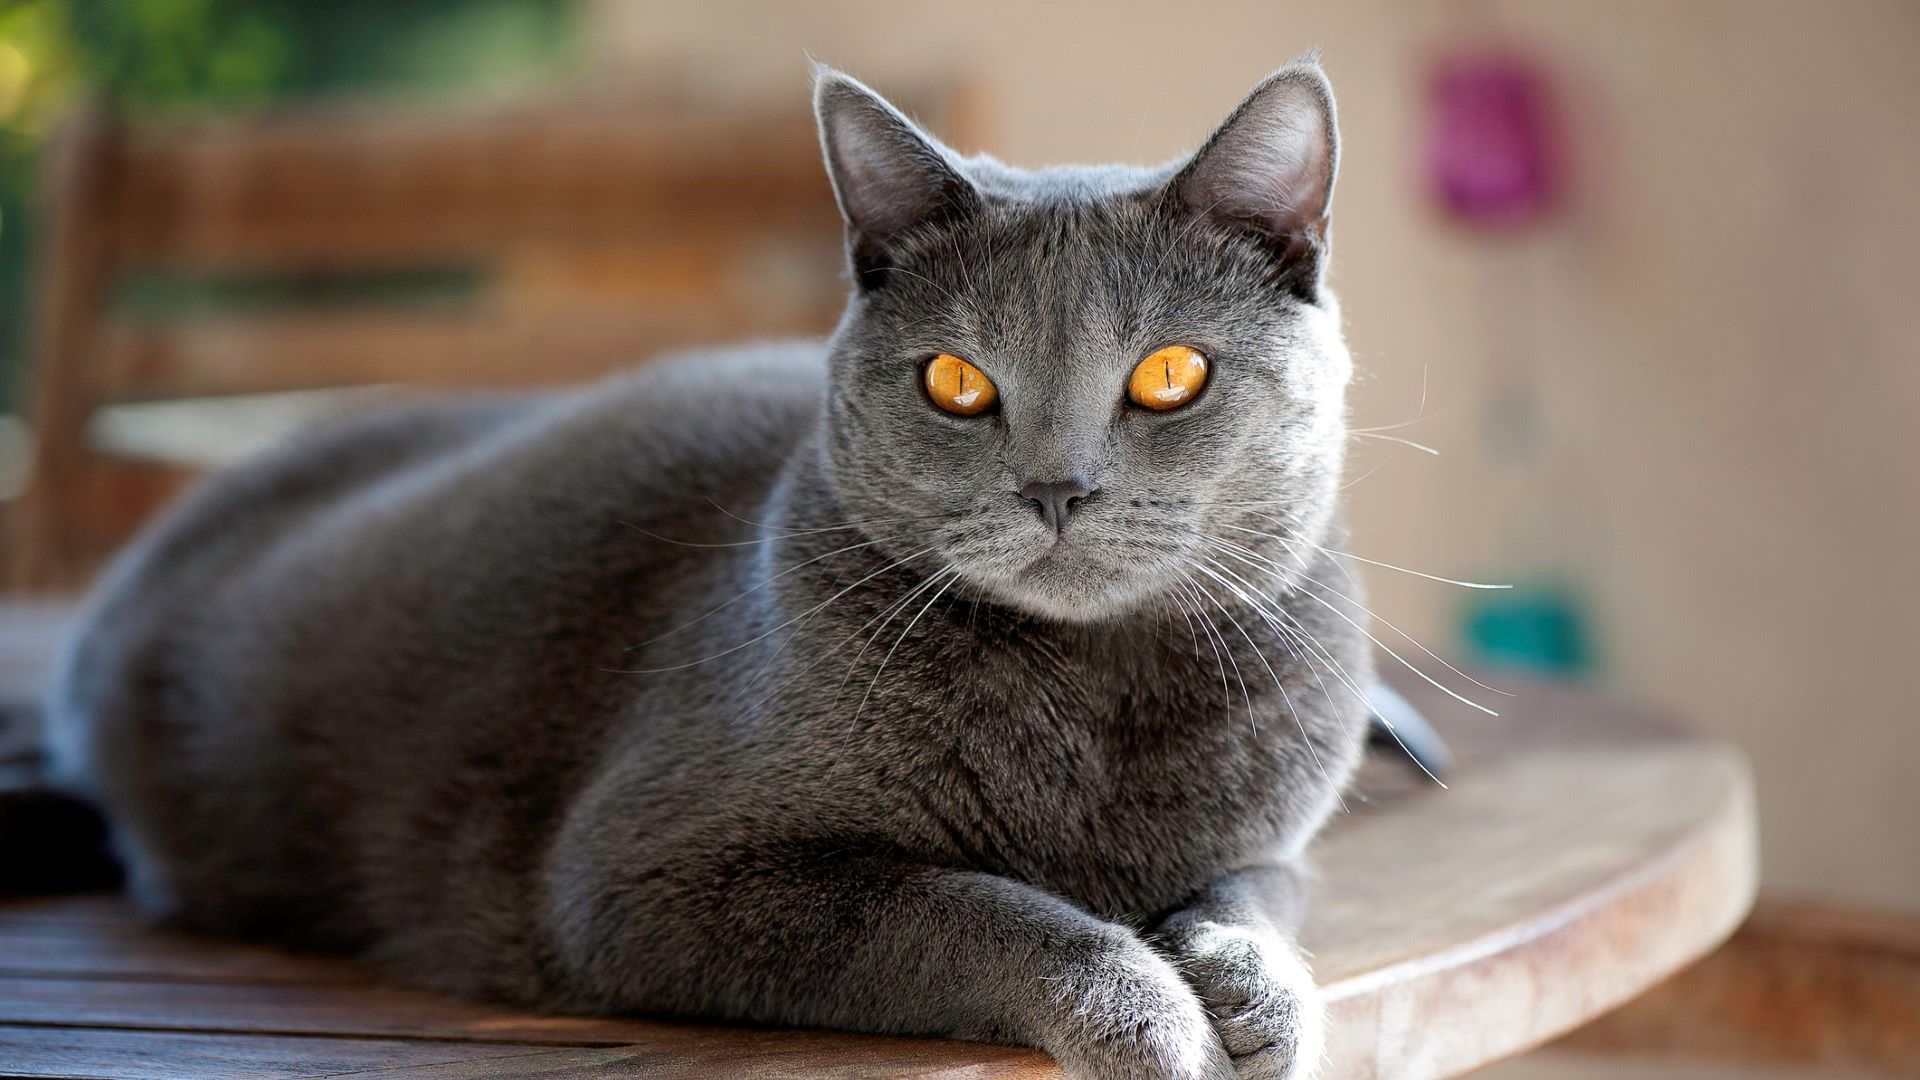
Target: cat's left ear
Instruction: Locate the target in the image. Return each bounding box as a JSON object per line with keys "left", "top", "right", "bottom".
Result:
{"left": 1173, "top": 58, "right": 1340, "bottom": 301}
{"left": 813, "top": 65, "right": 980, "bottom": 288}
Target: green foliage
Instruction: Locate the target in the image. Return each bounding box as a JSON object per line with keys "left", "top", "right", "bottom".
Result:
{"left": 0, "top": 2, "right": 76, "bottom": 135}
{"left": 60, "top": 0, "right": 298, "bottom": 106}
{"left": 0, "top": 0, "right": 577, "bottom": 410}
{"left": 60, "top": 0, "right": 577, "bottom": 108}
{"left": 0, "top": 1, "right": 77, "bottom": 413}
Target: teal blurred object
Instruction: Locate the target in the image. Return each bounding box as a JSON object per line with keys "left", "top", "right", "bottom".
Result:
{"left": 1460, "top": 582, "right": 1594, "bottom": 677}
{"left": 1414, "top": 32, "right": 1600, "bottom": 682}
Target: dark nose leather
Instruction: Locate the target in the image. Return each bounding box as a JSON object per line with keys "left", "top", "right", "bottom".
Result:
{"left": 1019, "top": 477, "right": 1097, "bottom": 536}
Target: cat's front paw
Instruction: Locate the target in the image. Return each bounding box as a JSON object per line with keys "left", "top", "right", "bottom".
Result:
{"left": 1156, "top": 921, "right": 1325, "bottom": 1079}
{"left": 1039, "top": 926, "right": 1237, "bottom": 1080}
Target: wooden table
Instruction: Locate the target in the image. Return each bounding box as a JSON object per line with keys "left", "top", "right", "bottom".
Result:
{"left": 0, "top": 605, "right": 1756, "bottom": 1079}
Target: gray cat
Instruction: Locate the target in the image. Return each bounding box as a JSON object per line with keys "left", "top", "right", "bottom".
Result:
{"left": 47, "top": 58, "right": 1372, "bottom": 1079}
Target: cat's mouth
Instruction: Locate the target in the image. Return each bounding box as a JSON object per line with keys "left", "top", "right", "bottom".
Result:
{"left": 1029, "top": 536, "right": 1074, "bottom": 562}
{"left": 1015, "top": 527, "right": 1107, "bottom": 577}
{"left": 1012, "top": 534, "right": 1122, "bottom": 585}
{"left": 935, "top": 511, "right": 1168, "bottom": 621}
{"left": 996, "top": 551, "right": 1154, "bottom": 622}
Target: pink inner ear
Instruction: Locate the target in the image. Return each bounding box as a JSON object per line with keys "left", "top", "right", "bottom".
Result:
{"left": 1258, "top": 116, "right": 1333, "bottom": 232}
{"left": 825, "top": 105, "right": 931, "bottom": 234}
{"left": 817, "top": 75, "right": 973, "bottom": 243}
{"left": 1179, "top": 70, "right": 1336, "bottom": 241}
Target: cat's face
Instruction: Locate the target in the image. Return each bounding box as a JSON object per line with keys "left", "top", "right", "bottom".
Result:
{"left": 816, "top": 64, "right": 1350, "bottom": 623}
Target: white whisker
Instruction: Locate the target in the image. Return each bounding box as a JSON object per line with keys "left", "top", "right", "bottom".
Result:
{"left": 606, "top": 545, "right": 937, "bottom": 674}
{"left": 630, "top": 532, "right": 913, "bottom": 650}
{"left": 701, "top": 497, "right": 950, "bottom": 537}
{"left": 1178, "top": 577, "right": 1234, "bottom": 698}
{"left": 1181, "top": 573, "right": 1257, "bottom": 736}
{"left": 620, "top": 513, "right": 937, "bottom": 549}
{"left": 1218, "top": 523, "right": 1510, "bottom": 591}
{"left": 854, "top": 568, "right": 960, "bottom": 722}
{"left": 1198, "top": 548, "right": 1446, "bottom": 789}
{"left": 1349, "top": 365, "right": 1441, "bottom": 435}
{"left": 1289, "top": 577, "right": 1498, "bottom": 715}
{"left": 1189, "top": 561, "right": 1347, "bottom": 810}
{"left": 745, "top": 560, "right": 949, "bottom": 712}
{"left": 1340, "top": 459, "right": 1388, "bottom": 491}
{"left": 1350, "top": 431, "right": 1438, "bottom": 455}
{"left": 1224, "top": 521, "right": 1514, "bottom": 700}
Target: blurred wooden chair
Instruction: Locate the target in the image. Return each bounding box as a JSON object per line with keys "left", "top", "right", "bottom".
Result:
{"left": 1537, "top": 900, "right": 1920, "bottom": 1076}
{"left": 10, "top": 82, "right": 987, "bottom": 591}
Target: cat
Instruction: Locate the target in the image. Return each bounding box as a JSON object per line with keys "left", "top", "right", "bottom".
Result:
{"left": 46, "top": 58, "right": 1373, "bottom": 1080}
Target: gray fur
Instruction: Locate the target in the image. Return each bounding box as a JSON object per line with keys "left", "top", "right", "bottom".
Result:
{"left": 48, "top": 59, "right": 1370, "bottom": 1079}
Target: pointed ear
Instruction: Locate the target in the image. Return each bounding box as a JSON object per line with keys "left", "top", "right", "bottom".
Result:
{"left": 1173, "top": 59, "right": 1340, "bottom": 300}
{"left": 813, "top": 66, "right": 979, "bottom": 288}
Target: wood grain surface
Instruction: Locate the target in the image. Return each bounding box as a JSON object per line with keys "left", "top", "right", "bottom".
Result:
{"left": 1556, "top": 900, "right": 1920, "bottom": 1076}
{"left": 0, "top": 605, "right": 1757, "bottom": 1078}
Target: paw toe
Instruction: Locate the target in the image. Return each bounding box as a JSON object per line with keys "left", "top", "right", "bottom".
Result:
{"left": 1210, "top": 988, "right": 1305, "bottom": 1060}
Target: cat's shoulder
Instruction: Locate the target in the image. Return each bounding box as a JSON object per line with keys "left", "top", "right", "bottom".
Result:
{"left": 536, "top": 339, "right": 828, "bottom": 474}
{"left": 82, "top": 341, "right": 830, "bottom": 619}
{"left": 595, "top": 339, "right": 826, "bottom": 418}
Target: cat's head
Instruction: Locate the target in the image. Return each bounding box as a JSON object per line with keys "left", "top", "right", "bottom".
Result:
{"left": 814, "top": 60, "right": 1351, "bottom": 623}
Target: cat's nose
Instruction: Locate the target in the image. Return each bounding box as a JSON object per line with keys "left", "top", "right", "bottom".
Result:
{"left": 1018, "top": 476, "right": 1098, "bottom": 536}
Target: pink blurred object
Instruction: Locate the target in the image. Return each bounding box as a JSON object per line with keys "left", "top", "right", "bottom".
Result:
{"left": 1425, "top": 49, "right": 1564, "bottom": 227}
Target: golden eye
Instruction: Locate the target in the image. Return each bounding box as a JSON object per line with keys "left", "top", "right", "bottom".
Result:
{"left": 1127, "top": 345, "right": 1209, "bottom": 411}
{"left": 924, "top": 353, "right": 998, "bottom": 416}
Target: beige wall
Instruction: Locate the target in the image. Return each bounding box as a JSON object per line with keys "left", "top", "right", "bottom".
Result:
{"left": 587, "top": 0, "right": 1920, "bottom": 911}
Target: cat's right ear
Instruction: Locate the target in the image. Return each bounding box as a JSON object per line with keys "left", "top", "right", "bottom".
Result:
{"left": 813, "top": 66, "right": 979, "bottom": 288}
{"left": 1171, "top": 58, "right": 1340, "bottom": 302}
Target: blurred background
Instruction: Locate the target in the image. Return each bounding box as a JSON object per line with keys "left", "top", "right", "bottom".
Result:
{"left": 0, "top": 1, "right": 1914, "bottom": 1075}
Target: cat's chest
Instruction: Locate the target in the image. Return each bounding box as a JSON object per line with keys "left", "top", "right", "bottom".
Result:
{"left": 760, "top": 592, "right": 1353, "bottom": 913}
{"left": 870, "top": 662, "right": 1309, "bottom": 913}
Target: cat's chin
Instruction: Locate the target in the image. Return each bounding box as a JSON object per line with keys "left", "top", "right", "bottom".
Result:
{"left": 969, "top": 552, "right": 1158, "bottom": 624}
{"left": 992, "top": 589, "right": 1140, "bottom": 625}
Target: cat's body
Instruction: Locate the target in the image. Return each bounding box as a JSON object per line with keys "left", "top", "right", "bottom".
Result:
{"left": 49, "top": 62, "right": 1372, "bottom": 1079}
